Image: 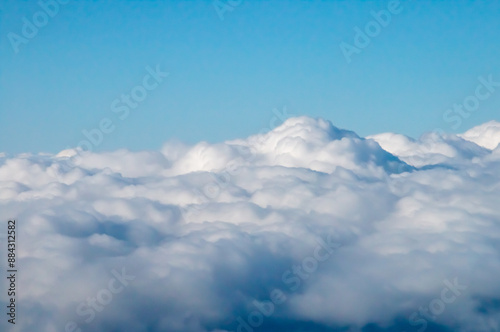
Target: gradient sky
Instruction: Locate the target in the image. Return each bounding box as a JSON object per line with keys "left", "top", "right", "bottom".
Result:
{"left": 1, "top": 0, "right": 499, "bottom": 154}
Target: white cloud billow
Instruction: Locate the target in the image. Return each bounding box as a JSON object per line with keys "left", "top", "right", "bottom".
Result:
{"left": 1, "top": 116, "right": 500, "bottom": 332}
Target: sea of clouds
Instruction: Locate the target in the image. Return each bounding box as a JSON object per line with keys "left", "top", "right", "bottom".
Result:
{"left": 1, "top": 116, "right": 500, "bottom": 332}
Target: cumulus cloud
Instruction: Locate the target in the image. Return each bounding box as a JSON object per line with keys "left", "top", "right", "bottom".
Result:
{"left": 1, "top": 116, "right": 500, "bottom": 332}
{"left": 459, "top": 121, "right": 500, "bottom": 150}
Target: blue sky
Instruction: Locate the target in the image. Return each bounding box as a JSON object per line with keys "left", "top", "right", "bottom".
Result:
{"left": 1, "top": 0, "right": 499, "bottom": 154}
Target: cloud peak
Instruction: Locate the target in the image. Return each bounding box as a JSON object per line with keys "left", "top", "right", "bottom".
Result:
{"left": 1, "top": 117, "right": 500, "bottom": 332}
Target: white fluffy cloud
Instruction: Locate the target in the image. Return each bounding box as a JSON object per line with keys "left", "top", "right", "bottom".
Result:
{"left": 458, "top": 120, "right": 500, "bottom": 150}
{"left": 1, "top": 116, "right": 500, "bottom": 332}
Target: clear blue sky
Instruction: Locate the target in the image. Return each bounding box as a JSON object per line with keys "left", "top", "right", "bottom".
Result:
{"left": 1, "top": 0, "right": 499, "bottom": 154}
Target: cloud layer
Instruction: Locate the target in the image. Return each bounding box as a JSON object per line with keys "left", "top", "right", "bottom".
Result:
{"left": 2, "top": 117, "right": 500, "bottom": 332}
